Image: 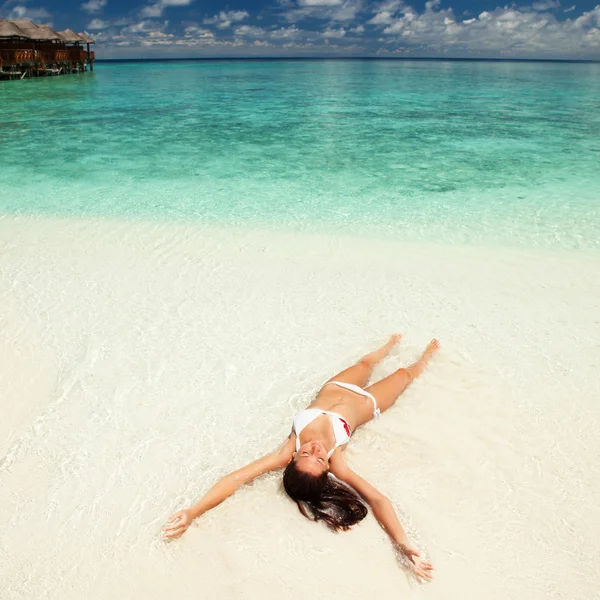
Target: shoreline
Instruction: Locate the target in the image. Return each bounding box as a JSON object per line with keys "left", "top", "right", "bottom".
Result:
{"left": 1, "top": 211, "right": 599, "bottom": 260}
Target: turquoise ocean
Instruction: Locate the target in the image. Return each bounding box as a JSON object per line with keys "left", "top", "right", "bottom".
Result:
{"left": 1, "top": 59, "right": 599, "bottom": 249}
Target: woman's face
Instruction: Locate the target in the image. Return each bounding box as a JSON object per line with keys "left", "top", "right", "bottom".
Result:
{"left": 294, "top": 440, "right": 329, "bottom": 476}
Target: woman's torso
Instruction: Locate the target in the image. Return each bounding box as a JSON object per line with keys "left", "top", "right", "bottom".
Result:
{"left": 304, "top": 384, "right": 376, "bottom": 431}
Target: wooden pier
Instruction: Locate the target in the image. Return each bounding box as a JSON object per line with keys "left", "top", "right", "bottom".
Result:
{"left": 0, "top": 19, "right": 95, "bottom": 80}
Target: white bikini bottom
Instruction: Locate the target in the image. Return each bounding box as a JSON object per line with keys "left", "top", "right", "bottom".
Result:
{"left": 321, "top": 381, "right": 381, "bottom": 418}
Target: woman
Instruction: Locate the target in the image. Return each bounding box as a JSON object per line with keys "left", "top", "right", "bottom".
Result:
{"left": 163, "top": 334, "right": 439, "bottom": 581}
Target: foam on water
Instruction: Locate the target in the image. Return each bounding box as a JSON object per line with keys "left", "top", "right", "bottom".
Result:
{"left": 0, "top": 216, "right": 599, "bottom": 600}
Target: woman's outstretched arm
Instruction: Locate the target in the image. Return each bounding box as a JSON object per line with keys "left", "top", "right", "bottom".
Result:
{"left": 163, "top": 437, "right": 295, "bottom": 539}
{"left": 329, "top": 453, "right": 434, "bottom": 581}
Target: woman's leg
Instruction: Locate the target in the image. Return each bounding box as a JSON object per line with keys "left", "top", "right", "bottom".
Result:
{"left": 323, "top": 334, "right": 402, "bottom": 388}
{"left": 365, "top": 339, "right": 440, "bottom": 413}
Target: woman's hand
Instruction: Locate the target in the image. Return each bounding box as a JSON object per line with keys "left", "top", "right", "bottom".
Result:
{"left": 160, "top": 442, "right": 293, "bottom": 542}
{"left": 162, "top": 508, "right": 194, "bottom": 539}
{"left": 400, "top": 543, "right": 434, "bottom": 581}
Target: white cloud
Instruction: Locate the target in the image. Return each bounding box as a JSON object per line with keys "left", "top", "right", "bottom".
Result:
{"left": 322, "top": 26, "right": 346, "bottom": 36}
{"left": 146, "top": 30, "right": 174, "bottom": 40}
{"left": 126, "top": 19, "right": 168, "bottom": 33}
{"left": 184, "top": 25, "right": 214, "bottom": 38}
{"left": 350, "top": 24, "right": 364, "bottom": 32}
{"left": 367, "top": 0, "right": 403, "bottom": 23}
{"left": 204, "top": 10, "right": 249, "bottom": 28}
{"left": 269, "top": 25, "right": 301, "bottom": 39}
{"left": 6, "top": 5, "right": 27, "bottom": 18}
{"left": 297, "top": 0, "right": 343, "bottom": 6}
{"left": 564, "top": 4, "right": 576, "bottom": 12}
{"left": 376, "top": 0, "right": 404, "bottom": 11}
{"left": 3, "top": 4, "right": 52, "bottom": 21}
{"left": 367, "top": 10, "right": 395, "bottom": 24}
{"left": 369, "top": 3, "right": 417, "bottom": 26}
{"left": 82, "top": 29, "right": 108, "bottom": 41}
{"left": 139, "top": 0, "right": 192, "bottom": 18}
{"left": 531, "top": 0, "right": 560, "bottom": 10}
{"left": 376, "top": 2, "right": 600, "bottom": 58}
{"left": 330, "top": 0, "right": 362, "bottom": 20}
{"left": 140, "top": 4, "right": 163, "bottom": 17}
{"left": 234, "top": 25, "right": 266, "bottom": 37}
{"left": 281, "top": 0, "right": 362, "bottom": 23}
{"left": 87, "top": 18, "right": 109, "bottom": 29}
{"left": 81, "top": 0, "right": 107, "bottom": 14}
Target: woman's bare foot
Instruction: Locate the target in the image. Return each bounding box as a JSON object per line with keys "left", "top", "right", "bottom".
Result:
{"left": 389, "top": 333, "right": 403, "bottom": 347}
{"left": 385, "top": 333, "right": 403, "bottom": 352}
{"left": 406, "top": 339, "right": 440, "bottom": 380}
{"left": 422, "top": 338, "right": 440, "bottom": 361}
{"left": 361, "top": 334, "right": 403, "bottom": 367}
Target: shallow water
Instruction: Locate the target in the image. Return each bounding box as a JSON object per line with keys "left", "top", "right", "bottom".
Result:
{"left": 1, "top": 217, "right": 599, "bottom": 600}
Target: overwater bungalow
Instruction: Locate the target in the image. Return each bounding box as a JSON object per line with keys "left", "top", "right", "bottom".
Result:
{"left": 0, "top": 19, "right": 95, "bottom": 80}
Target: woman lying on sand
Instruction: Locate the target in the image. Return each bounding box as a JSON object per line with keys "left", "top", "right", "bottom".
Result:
{"left": 163, "top": 335, "right": 439, "bottom": 580}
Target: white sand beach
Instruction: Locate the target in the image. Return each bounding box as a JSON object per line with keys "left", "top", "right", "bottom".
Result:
{"left": 1, "top": 215, "right": 599, "bottom": 600}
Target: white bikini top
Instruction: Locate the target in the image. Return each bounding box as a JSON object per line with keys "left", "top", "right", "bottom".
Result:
{"left": 293, "top": 409, "right": 352, "bottom": 458}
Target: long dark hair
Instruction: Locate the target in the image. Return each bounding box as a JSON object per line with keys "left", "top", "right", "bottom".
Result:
{"left": 282, "top": 460, "right": 368, "bottom": 531}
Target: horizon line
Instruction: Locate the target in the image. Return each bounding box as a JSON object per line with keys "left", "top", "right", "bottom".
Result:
{"left": 96, "top": 56, "right": 600, "bottom": 64}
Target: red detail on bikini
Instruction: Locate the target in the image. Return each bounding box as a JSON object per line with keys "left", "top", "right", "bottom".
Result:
{"left": 341, "top": 419, "right": 351, "bottom": 437}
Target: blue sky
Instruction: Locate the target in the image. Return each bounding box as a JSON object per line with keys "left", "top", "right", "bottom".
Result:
{"left": 2, "top": 0, "right": 599, "bottom": 58}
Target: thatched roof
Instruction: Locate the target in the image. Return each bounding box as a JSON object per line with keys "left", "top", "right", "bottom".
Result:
{"left": 35, "top": 24, "right": 62, "bottom": 41}
{"left": 77, "top": 32, "right": 95, "bottom": 44}
{"left": 9, "top": 19, "right": 62, "bottom": 41}
{"left": 0, "top": 19, "right": 29, "bottom": 39}
{"left": 0, "top": 19, "right": 94, "bottom": 43}
{"left": 58, "top": 28, "right": 84, "bottom": 43}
